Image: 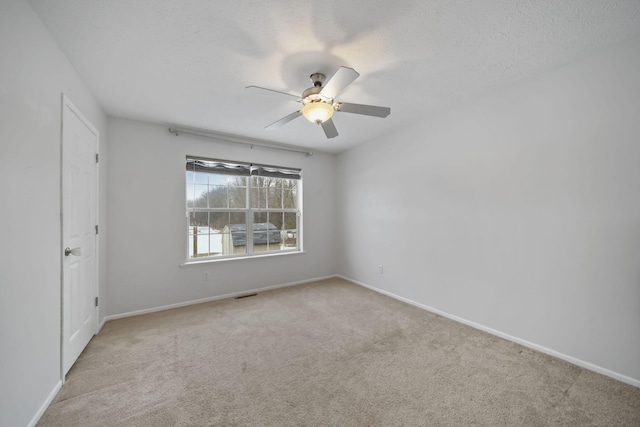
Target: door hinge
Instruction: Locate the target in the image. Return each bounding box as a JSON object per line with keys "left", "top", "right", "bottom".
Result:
{"left": 95, "top": 296, "right": 99, "bottom": 307}
{"left": 95, "top": 153, "right": 99, "bottom": 163}
{"left": 95, "top": 225, "right": 99, "bottom": 235}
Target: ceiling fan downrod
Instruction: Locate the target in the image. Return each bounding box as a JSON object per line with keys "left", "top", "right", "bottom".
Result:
{"left": 310, "top": 73, "right": 326, "bottom": 87}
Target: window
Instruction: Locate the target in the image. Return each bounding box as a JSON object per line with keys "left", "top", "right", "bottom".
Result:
{"left": 186, "top": 156, "right": 301, "bottom": 260}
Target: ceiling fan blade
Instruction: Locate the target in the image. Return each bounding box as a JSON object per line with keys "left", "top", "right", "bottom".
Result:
{"left": 246, "top": 86, "right": 301, "bottom": 102}
{"left": 320, "top": 66, "right": 360, "bottom": 99}
{"left": 336, "top": 102, "right": 391, "bottom": 118}
{"left": 321, "top": 118, "right": 338, "bottom": 139}
{"left": 265, "top": 111, "right": 302, "bottom": 129}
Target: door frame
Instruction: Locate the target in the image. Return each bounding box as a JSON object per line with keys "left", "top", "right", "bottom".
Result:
{"left": 59, "top": 94, "right": 100, "bottom": 382}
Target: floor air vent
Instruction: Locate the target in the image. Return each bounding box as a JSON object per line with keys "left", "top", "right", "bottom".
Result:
{"left": 235, "top": 293, "right": 257, "bottom": 299}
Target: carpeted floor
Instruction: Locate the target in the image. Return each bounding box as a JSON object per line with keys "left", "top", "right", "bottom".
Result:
{"left": 38, "top": 278, "right": 640, "bottom": 426}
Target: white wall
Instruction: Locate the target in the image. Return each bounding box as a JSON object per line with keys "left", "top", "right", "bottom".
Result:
{"left": 0, "top": 0, "right": 108, "bottom": 425}
{"left": 336, "top": 36, "right": 640, "bottom": 384}
{"left": 106, "top": 118, "right": 337, "bottom": 316}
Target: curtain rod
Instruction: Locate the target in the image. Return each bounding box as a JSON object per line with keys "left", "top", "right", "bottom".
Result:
{"left": 168, "top": 126, "right": 314, "bottom": 157}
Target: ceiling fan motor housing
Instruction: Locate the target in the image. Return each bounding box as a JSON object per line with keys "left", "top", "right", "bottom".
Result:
{"left": 303, "top": 73, "right": 333, "bottom": 105}
{"left": 302, "top": 86, "right": 326, "bottom": 100}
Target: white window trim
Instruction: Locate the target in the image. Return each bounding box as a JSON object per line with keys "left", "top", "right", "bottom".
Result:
{"left": 180, "top": 250, "right": 307, "bottom": 267}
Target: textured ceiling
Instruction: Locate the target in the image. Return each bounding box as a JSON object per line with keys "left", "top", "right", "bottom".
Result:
{"left": 28, "top": 0, "right": 640, "bottom": 153}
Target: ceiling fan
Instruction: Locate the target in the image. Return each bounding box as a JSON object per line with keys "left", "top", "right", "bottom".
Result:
{"left": 246, "top": 66, "right": 390, "bottom": 139}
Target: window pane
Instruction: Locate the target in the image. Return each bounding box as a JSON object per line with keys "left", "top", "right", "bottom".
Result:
{"left": 207, "top": 233, "right": 222, "bottom": 256}
{"left": 223, "top": 232, "right": 247, "bottom": 255}
{"left": 283, "top": 230, "right": 297, "bottom": 248}
{"left": 229, "top": 186, "right": 246, "bottom": 208}
{"left": 251, "top": 177, "right": 266, "bottom": 208}
{"left": 221, "top": 232, "right": 231, "bottom": 255}
{"left": 190, "top": 212, "right": 208, "bottom": 228}
{"left": 194, "top": 172, "right": 208, "bottom": 185}
{"left": 253, "top": 232, "right": 268, "bottom": 252}
{"left": 283, "top": 189, "right": 296, "bottom": 209}
{"left": 208, "top": 174, "right": 229, "bottom": 185}
{"left": 264, "top": 177, "right": 279, "bottom": 189}
{"left": 253, "top": 220, "right": 282, "bottom": 252}
{"left": 186, "top": 183, "right": 194, "bottom": 208}
{"left": 267, "top": 187, "right": 282, "bottom": 209}
{"left": 269, "top": 212, "right": 284, "bottom": 230}
{"left": 283, "top": 212, "right": 297, "bottom": 230}
{"left": 189, "top": 232, "right": 206, "bottom": 258}
{"left": 283, "top": 212, "right": 297, "bottom": 248}
{"left": 189, "top": 212, "right": 216, "bottom": 258}
{"left": 269, "top": 231, "right": 281, "bottom": 250}
{"left": 231, "top": 231, "right": 245, "bottom": 247}
{"left": 230, "top": 212, "right": 246, "bottom": 226}
{"left": 227, "top": 217, "right": 248, "bottom": 255}
{"left": 194, "top": 184, "right": 208, "bottom": 207}
{"left": 253, "top": 234, "right": 280, "bottom": 252}
{"left": 213, "top": 213, "right": 248, "bottom": 257}
{"left": 208, "top": 185, "right": 228, "bottom": 208}
{"left": 254, "top": 212, "right": 268, "bottom": 224}
{"left": 208, "top": 212, "right": 229, "bottom": 232}
{"left": 252, "top": 176, "right": 263, "bottom": 188}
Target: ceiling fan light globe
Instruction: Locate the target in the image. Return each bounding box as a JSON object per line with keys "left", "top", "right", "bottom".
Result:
{"left": 302, "top": 102, "right": 334, "bottom": 124}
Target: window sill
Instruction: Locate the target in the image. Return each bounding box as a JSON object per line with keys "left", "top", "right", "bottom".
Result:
{"left": 179, "top": 250, "right": 306, "bottom": 267}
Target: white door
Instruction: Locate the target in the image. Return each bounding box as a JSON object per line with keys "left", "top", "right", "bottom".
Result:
{"left": 61, "top": 95, "right": 99, "bottom": 376}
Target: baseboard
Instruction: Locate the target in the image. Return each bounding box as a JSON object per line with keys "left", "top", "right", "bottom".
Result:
{"left": 97, "top": 315, "right": 107, "bottom": 333}
{"left": 338, "top": 275, "right": 640, "bottom": 389}
{"left": 27, "top": 380, "right": 62, "bottom": 427}
{"left": 103, "top": 275, "right": 338, "bottom": 322}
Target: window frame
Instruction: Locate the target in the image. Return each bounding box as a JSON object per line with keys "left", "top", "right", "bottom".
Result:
{"left": 185, "top": 156, "right": 302, "bottom": 262}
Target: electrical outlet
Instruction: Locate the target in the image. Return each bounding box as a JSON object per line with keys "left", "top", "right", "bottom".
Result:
{"left": 202, "top": 271, "right": 209, "bottom": 281}
{"left": 378, "top": 265, "right": 384, "bottom": 274}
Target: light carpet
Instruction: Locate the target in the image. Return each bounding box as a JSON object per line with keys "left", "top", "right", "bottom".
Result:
{"left": 38, "top": 278, "right": 640, "bottom": 426}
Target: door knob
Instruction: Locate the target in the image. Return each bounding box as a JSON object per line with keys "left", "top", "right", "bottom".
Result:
{"left": 64, "top": 247, "right": 82, "bottom": 256}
